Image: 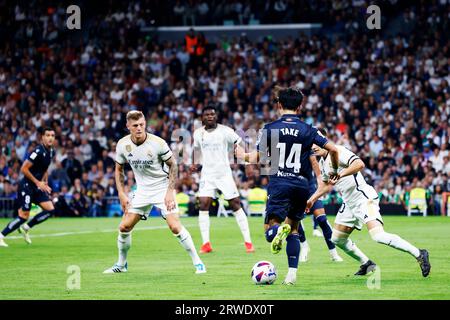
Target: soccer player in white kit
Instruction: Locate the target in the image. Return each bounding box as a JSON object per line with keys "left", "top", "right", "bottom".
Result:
{"left": 306, "top": 129, "right": 431, "bottom": 277}
{"left": 191, "top": 105, "right": 254, "bottom": 253}
{"left": 103, "top": 111, "right": 206, "bottom": 274}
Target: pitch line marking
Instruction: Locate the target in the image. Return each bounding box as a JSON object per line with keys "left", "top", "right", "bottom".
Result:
{"left": 6, "top": 224, "right": 195, "bottom": 240}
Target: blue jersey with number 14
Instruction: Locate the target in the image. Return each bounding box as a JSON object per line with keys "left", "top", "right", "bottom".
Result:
{"left": 256, "top": 114, "right": 328, "bottom": 181}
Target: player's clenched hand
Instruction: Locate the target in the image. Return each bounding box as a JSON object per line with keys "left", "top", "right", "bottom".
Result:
{"left": 305, "top": 198, "right": 315, "bottom": 213}
{"left": 234, "top": 144, "right": 245, "bottom": 160}
{"left": 118, "top": 193, "right": 129, "bottom": 214}
{"left": 328, "top": 173, "right": 340, "bottom": 185}
{"left": 165, "top": 190, "right": 176, "bottom": 212}
{"left": 37, "top": 181, "right": 52, "bottom": 194}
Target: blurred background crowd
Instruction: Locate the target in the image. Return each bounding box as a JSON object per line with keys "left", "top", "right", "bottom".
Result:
{"left": 0, "top": 0, "right": 449, "bottom": 217}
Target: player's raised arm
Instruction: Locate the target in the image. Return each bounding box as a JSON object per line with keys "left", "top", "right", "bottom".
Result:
{"left": 164, "top": 156, "right": 178, "bottom": 212}
{"left": 306, "top": 181, "right": 333, "bottom": 213}
{"left": 333, "top": 147, "right": 365, "bottom": 179}
{"left": 21, "top": 160, "right": 51, "bottom": 194}
{"left": 322, "top": 142, "right": 339, "bottom": 178}
{"left": 309, "top": 153, "right": 323, "bottom": 187}
{"left": 235, "top": 126, "right": 268, "bottom": 164}
{"left": 312, "top": 128, "right": 339, "bottom": 179}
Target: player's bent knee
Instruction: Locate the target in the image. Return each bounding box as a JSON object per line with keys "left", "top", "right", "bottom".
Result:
{"left": 369, "top": 226, "right": 391, "bottom": 244}
{"left": 166, "top": 215, "right": 182, "bottom": 234}
{"left": 119, "top": 224, "right": 133, "bottom": 233}
{"left": 331, "top": 229, "right": 349, "bottom": 245}
{"left": 18, "top": 211, "right": 30, "bottom": 219}
{"left": 168, "top": 223, "right": 182, "bottom": 234}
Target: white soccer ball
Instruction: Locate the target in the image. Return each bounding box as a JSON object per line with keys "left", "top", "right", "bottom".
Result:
{"left": 251, "top": 261, "right": 277, "bottom": 285}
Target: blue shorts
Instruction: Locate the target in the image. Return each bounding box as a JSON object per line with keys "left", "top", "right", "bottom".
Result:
{"left": 18, "top": 180, "right": 50, "bottom": 211}
{"left": 264, "top": 176, "right": 309, "bottom": 224}
{"left": 310, "top": 199, "right": 324, "bottom": 212}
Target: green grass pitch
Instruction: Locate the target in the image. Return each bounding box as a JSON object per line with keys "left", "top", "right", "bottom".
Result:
{"left": 0, "top": 216, "right": 449, "bottom": 300}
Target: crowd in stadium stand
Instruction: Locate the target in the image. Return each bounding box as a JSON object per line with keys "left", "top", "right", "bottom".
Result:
{"left": 0, "top": 0, "right": 449, "bottom": 217}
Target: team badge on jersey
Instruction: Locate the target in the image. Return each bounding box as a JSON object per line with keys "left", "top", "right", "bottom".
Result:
{"left": 126, "top": 145, "right": 132, "bottom": 152}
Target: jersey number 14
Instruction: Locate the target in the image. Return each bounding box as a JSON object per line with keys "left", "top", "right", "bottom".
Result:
{"left": 276, "top": 143, "right": 302, "bottom": 173}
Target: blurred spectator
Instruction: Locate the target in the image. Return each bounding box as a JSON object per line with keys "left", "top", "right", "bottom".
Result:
{"left": 70, "top": 191, "right": 90, "bottom": 217}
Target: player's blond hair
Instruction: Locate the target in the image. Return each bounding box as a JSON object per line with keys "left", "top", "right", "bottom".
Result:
{"left": 126, "top": 110, "right": 144, "bottom": 122}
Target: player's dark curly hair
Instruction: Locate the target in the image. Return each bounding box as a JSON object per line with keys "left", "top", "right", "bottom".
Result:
{"left": 277, "top": 86, "right": 304, "bottom": 111}
{"left": 38, "top": 127, "right": 55, "bottom": 135}
{"left": 202, "top": 103, "right": 217, "bottom": 114}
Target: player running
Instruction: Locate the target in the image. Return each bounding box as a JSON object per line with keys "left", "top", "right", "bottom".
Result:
{"left": 103, "top": 111, "right": 206, "bottom": 274}
{"left": 0, "top": 127, "right": 56, "bottom": 247}
{"left": 306, "top": 129, "right": 431, "bottom": 277}
{"left": 191, "top": 104, "right": 254, "bottom": 254}
{"left": 236, "top": 87, "right": 340, "bottom": 285}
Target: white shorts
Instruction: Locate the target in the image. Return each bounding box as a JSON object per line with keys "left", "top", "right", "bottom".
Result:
{"left": 335, "top": 198, "right": 383, "bottom": 231}
{"left": 127, "top": 187, "right": 178, "bottom": 219}
{"left": 198, "top": 175, "right": 240, "bottom": 200}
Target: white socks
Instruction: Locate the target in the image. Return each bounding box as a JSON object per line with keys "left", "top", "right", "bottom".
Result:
{"left": 175, "top": 227, "right": 202, "bottom": 265}
{"left": 199, "top": 208, "right": 252, "bottom": 244}
{"left": 331, "top": 229, "right": 369, "bottom": 264}
{"left": 117, "top": 231, "right": 132, "bottom": 267}
{"left": 198, "top": 210, "right": 210, "bottom": 245}
{"left": 234, "top": 208, "right": 252, "bottom": 243}
{"left": 369, "top": 226, "right": 420, "bottom": 258}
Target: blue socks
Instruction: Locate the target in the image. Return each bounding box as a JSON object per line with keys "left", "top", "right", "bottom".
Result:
{"left": 286, "top": 233, "right": 300, "bottom": 268}
{"left": 1, "top": 216, "right": 27, "bottom": 237}
{"left": 27, "top": 210, "right": 55, "bottom": 228}
{"left": 265, "top": 225, "right": 279, "bottom": 242}
{"left": 312, "top": 215, "right": 319, "bottom": 229}
{"left": 297, "top": 222, "right": 306, "bottom": 243}
{"left": 315, "top": 215, "right": 335, "bottom": 250}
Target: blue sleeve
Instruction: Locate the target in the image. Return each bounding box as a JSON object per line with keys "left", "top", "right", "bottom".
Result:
{"left": 312, "top": 130, "right": 328, "bottom": 148}
{"left": 27, "top": 147, "right": 41, "bottom": 164}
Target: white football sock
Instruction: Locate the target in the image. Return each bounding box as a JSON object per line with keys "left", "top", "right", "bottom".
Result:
{"left": 175, "top": 227, "right": 202, "bottom": 265}
{"left": 233, "top": 208, "right": 252, "bottom": 243}
{"left": 369, "top": 227, "right": 420, "bottom": 258}
{"left": 198, "top": 210, "right": 210, "bottom": 244}
{"left": 117, "top": 231, "right": 131, "bottom": 267}
{"left": 332, "top": 230, "right": 369, "bottom": 264}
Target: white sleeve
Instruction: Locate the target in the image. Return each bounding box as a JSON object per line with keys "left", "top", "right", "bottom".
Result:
{"left": 159, "top": 140, "right": 173, "bottom": 162}
{"left": 227, "top": 127, "right": 242, "bottom": 145}
{"left": 193, "top": 130, "right": 200, "bottom": 149}
{"left": 338, "top": 146, "right": 360, "bottom": 168}
{"left": 115, "top": 142, "right": 127, "bottom": 164}
{"left": 320, "top": 160, "right": 329, "bottom": 182}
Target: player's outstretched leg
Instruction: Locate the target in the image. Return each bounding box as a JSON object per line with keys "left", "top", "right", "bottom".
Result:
{"left": 198, "top": 210, "right": 212, "bottom": 253}
{"left": 298, "top": 220, "right": 310, "bottom": 262}
{"left": 271, "top": 223, "right": 291, "bottom": 254}
{"left": 230, "top": 199, "right": 254, "bottom": 253}
{"left": 331, "top": 228, "right": 376, "bottom": 275}
{"left": 19, "top": 208, "right": 56, "bottom": 244}
{"left": 283, "top": 231, "right": 300, "bottom": 285}
{"left": 104, "top": 213, "right": 141, "bottom": 274}
{"left": 312, "top": 215, "right": 322, "bottom": 237}
{"left": 368, "top": 225, "right": 431, "bottom": 277}
{"left": 315, "top": 214, "right": 342, "bottom": 262}
{"left": 167, "top": 213, "right": 206, "bottom": 274}
{"left": 0, "top": 211, "right": 29, "bottom": 247}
